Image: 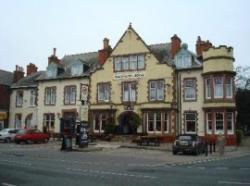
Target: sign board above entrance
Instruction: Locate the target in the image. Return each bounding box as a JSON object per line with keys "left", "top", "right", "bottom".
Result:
{"left": 113, "top": 72, "right": 145, "bottom": 80}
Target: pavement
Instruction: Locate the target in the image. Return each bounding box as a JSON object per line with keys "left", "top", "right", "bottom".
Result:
{"left": 46, "top": 137, "right": 250, "bottom": 166}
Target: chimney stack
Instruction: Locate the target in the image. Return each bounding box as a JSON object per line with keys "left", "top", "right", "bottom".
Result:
{"left": 171, "top": 34, "right": 181, "bottom": 58}
{"left": 48, "top": 48, "right": 60, "bottom": 65}
{"left": 196, "top": 36, "right": 213, "bottom": 57}
{"left": 98, "top": 38, "right": 112, "bottom": 65}
{"left": 13, "top": 65, "right": 24, "bottom": 83}
{"left": 26, "top": 63, "right": 38, "bottom": 76}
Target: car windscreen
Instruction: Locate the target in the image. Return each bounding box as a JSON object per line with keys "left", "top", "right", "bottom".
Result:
{"left": 178, "top": 135, "right": 196, "bottom": 140}
{"left": 17, "top": 129, "right": 26, "bottom": 134}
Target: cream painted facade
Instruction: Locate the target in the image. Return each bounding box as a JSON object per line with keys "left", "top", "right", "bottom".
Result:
{"left": 9, "top": 88, "right": 38, "bottom": 129}
{"left": 177, "top": 69, "right": 205, "bottom": 136}
{"left": 90, "top": 25, "right": 176, "bottom": 137}
{"left": 37, "top": 78, "right": 89, "bottom": 132}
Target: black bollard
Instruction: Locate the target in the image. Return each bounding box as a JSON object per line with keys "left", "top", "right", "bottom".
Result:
{"left": 205, "top": 142, "right": 208, "bottom": 156}
{"left": 213, "top": 141, "right": 216, "bottom": 152}
{"left": 209, "top": 142, "right": 212, "bottom": 154}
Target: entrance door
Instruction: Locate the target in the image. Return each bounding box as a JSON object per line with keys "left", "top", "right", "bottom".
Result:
{"left": 118, "top": 111, "right": 139, "bottom": 134}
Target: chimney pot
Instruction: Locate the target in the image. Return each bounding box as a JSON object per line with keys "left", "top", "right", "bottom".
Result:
{"left": 171, "top": 34, "right": 181, "bottom": 58}
{"left": 53, "top": 48, "right": 56, "bottom": 56}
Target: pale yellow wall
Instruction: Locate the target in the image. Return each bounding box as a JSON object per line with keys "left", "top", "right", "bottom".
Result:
{"left": 37, "top": 78, "right": 89, "bottom": 132}
{"left": 90, "top": 27, "right": 175, "bottom": 133}
{"left": 203, "top": 46, "right": 234, "bottom": 73}
{"left": 180, "top": 69, "right": 205, "bottom": 136}
{"left": 9, "top": 88, "right": 38, "bottom": 128}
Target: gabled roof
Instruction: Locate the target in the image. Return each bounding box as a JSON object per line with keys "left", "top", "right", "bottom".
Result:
{"left": 148, "top": 43, "right": 172, "bottom": 64}
{"left": 11, "top": 71, "right": 44, "bottom": 88}
{"left": 0, "top": 70, "right": 13, "bottom": 86}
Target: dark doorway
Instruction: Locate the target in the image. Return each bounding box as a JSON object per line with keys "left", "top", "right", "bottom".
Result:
{"left": 118, "top": 111, "right": 139, "bottom": 134}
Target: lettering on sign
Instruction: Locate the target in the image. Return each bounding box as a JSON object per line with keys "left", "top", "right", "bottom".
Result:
{"left": 113, "top": 72, "right": 145, "bottom": 80}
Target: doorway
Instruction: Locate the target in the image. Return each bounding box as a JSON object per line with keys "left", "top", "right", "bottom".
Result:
{"left": 118, "top": 111, "right": 139, "bottom": 134}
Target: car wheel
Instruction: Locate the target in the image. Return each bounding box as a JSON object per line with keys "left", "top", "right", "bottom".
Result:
{"left": 194, "top": 149, "right": 199, "bottom": 156}
{"left": 4, "top": 137, "right": 11, "bottom": 143}
{"left": 173, "top": 150, "right": 178, "bottom": 155}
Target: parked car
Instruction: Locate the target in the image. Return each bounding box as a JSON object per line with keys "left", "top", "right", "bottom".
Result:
{"left": 0, "top": 128, "right": 20, "bottom": 143}
{"left": 172, "top": 134, "right": 206, "bottom": 155}
{"left": 14, "top": 129, "right": 50, "bottom": 144}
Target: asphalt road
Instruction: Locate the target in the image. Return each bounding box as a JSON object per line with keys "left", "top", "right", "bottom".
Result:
{"left": 0, "top": 143, "right": 249, "bottom": 186}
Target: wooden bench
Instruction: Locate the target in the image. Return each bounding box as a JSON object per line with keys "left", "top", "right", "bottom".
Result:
{"left": 136, "top": 136, "right": 160, "bottom": 146}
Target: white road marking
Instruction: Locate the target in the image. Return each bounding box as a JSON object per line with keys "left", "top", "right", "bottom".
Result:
{"left": 218, "top": 181, "right": 250, "bottom": 185}
{"left": 2, "top": 182, "right": 16, "bottom": 186}
{"left": 66, "top": 167, "right": 157, "bottom": 179}
{"left": 215, "top": 167, "right": 228, "bottom": 170}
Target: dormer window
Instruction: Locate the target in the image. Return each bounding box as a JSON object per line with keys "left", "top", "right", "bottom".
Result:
{"left": 71, "top": 63, "right": 83, "bottom": 76}
{"left": 176, "top": 55, "right": 191, "bottom": 68}
{"left": 46, "top": 63, "right": 58, "bottom": 78}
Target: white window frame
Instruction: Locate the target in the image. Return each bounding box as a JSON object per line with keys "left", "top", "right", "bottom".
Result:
{"left": 16, "top": 90, "right": 23, "bottom": 107}
{"left": 215, "top": 112, "right": 224, "bottom": 134}
{"left": 226, "top": 112, "right": 234, "bottom": 134}
{"left": 184, "top": 79, "right": 196, "bottom": 101}
{"left": 43, "top": 113, "right": 55, "bottom": 132}
{"left": 149, "top": 80, "right": 164, "bottom": 101}
{"left": 225, "top": 77, "right": 233, "bottom": 98}
{"left": 184, "top": 112, "right": 197, "bottom": 134}
{"left": 206, "top": 112, "right": 213, "bottom": 134}
{"left": 214, "top": 76, "right": 223, "bottom": 98}
{"left": 64, "top": 86, "right": 76, "bottom": 105}
{"left": 97, "top": 83, "right": 110, "bottom": 102}
{"left": 93, "top": 113, "right": 108, "bottom": 133}
{"left": 146, "top": 112, "right": 169, "bottom": 134}
{"left": 71, "top": 63, "right": 83, "bottom": 76}
{"left": 30, "top": 90, "right": 36, "bottom": 106}
{"left": 45, "top": 87, "right": 56, "bottom": 105}
{"left": 114, "top": 57, "right": 122, "bottom": 71}
{"left": 205, "top": 78, "right": 212, "bottom": 99}
{"left": 123, "top": 82, "right": 136, "bottom": 102}
{"left": 114, "top": 54, "right": 145, "bottom": 72}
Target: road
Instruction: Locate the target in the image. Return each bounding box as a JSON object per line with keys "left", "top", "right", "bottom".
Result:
{"left": 0, "top": 143, "right": 250, "bottom": 186}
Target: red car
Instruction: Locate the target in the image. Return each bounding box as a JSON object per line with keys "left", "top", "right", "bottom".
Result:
{"left": 14, "top": 129, "right": 50, "bottom": 144}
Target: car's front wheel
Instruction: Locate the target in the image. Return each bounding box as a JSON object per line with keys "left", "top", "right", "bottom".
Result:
{"left": 4, "top": 137, "right": 11, "bottom": 143}
{"left": 172, "top": 150, "right": 178, "bottom": 155}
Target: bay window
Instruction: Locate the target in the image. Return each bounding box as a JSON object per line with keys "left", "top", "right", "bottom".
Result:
{"left": 214, "top": 77, "right": 223, "bottom": 98}
{"left": 226, "top": 112, "right": 234, "bottom": 134}
{"left": 205, "top": 78, "right": 212, "bottom": 99}
{"left": 206, "top": 112, "right": 213, "bottom": 134}
{"left": 146, "top": 112, "right": 169, "bottom": 133}
{"left": 215, "top": 112, "right": 224, "bottom": 134}
{"left": 204, "top": 75, "right": 234, "bottom": 100}
{"left": 225, "top": 77, "right": 233, "bottom": 98}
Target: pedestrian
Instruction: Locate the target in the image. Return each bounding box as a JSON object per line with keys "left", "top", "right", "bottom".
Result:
{"left": 217, "top": 133, "right": 225, "bottom": 156}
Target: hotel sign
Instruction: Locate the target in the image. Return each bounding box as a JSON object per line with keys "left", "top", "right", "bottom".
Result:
{"left": 113, "top": 72, "right": 145, "bottom": 80}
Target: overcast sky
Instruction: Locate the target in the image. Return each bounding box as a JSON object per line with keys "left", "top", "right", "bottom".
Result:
{"left": 0, "top": 0, "right": 249, "bottom": 73}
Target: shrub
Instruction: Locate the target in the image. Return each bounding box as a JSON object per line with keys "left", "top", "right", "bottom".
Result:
{"left": 103, "top": 123, "right": 116, "bottom": 134}
{"left": 236, "top": 129, "right": 244, "bottom": 145}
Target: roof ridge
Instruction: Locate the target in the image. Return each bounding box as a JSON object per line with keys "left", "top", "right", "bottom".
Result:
{"left": 64, "top": 51, "right": 98, "bottom": 57}
{"left": 0, "top": 69, "right": 13, "bottom": 74}
{"left": 149, "top": 42, "right": 170, "bottom": 46}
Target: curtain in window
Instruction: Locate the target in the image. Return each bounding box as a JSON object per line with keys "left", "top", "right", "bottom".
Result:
{"left": 214, "top": 77, "right": 223, "bottom": 98}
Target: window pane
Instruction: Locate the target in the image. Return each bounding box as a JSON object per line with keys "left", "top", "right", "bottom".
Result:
{"left": 185, "top": 113, "right": 196, "bottom": 132}
{"left": 215, "top": 113, "right": 224, "bottom": 131}
{"left": 205, "top": 78, "right": 211, "bottom": 98}
{"left": 226, "top": 112, "right": 233, "bottom": 131}
{"left": 225, "top": 78, "right": 233, "bottom": 98}
{"left": 214, "top": 77, "right": 223, "bottom": 98}
{"left": 185, "top": 79, "right": 195, "bottom": 100}
{"left": 137, "top": 55, "right": 145, "bottom": 69}
{"left": 114, "top": 57, "right": 121, "bottom": 71}
{"left": 122, "top": 57, "right": 129, "bottom": 70}
{"left": 129, "top": 56, "right": 137, "bottom": 70}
